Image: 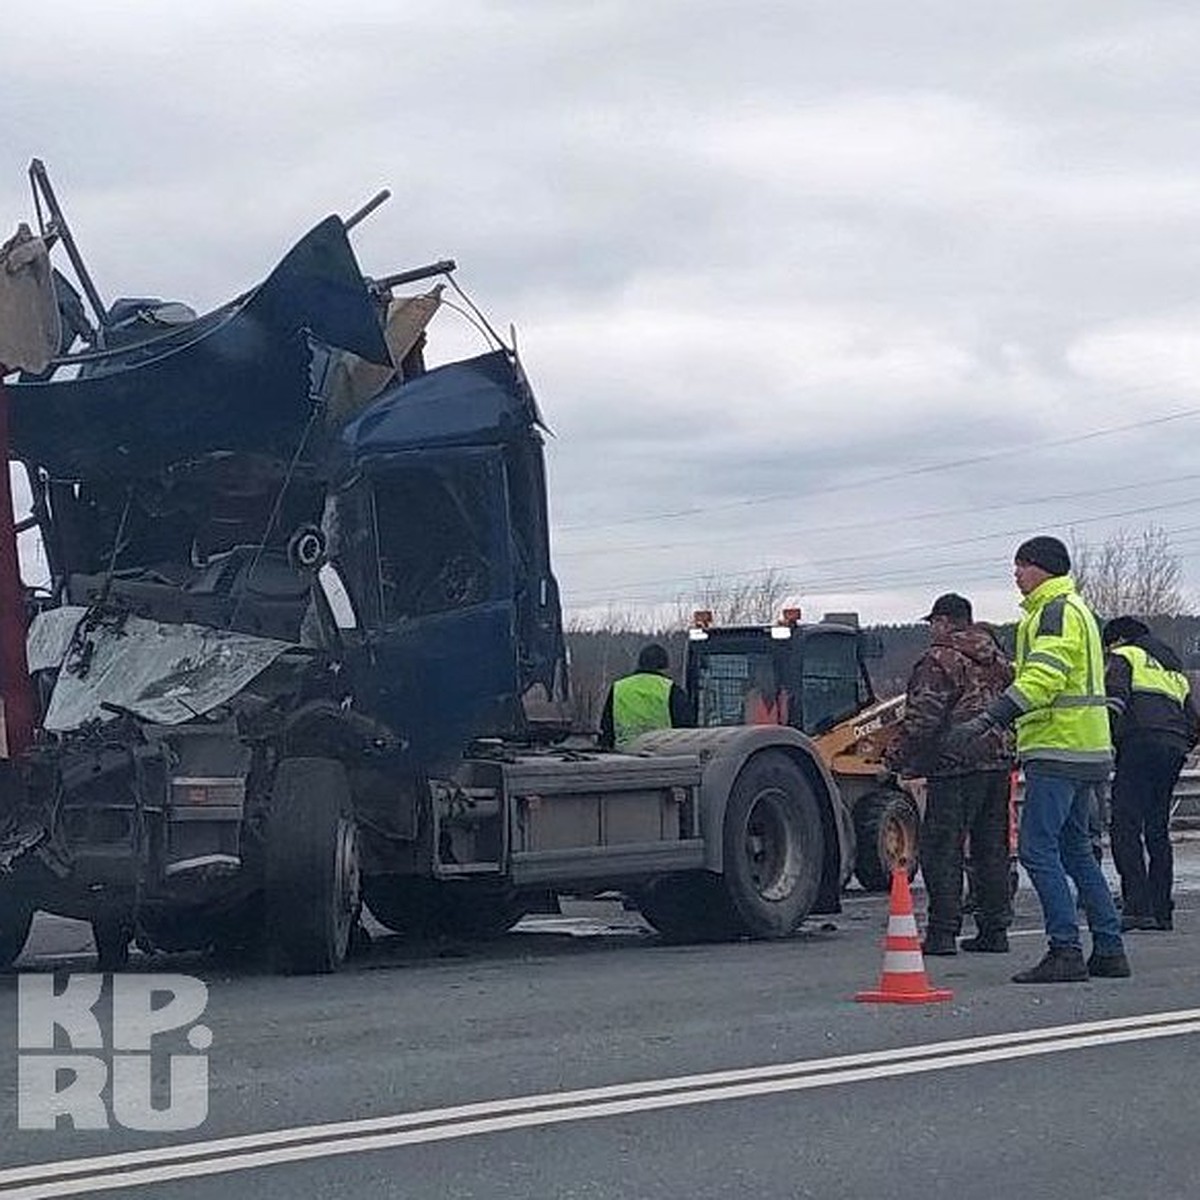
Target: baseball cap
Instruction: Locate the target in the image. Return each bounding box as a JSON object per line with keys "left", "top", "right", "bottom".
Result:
{"left": 921, "top": 593, "right": 973, "bottom": 623}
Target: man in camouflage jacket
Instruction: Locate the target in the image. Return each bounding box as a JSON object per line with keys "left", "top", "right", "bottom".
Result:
{"left": 884, "top": 593, "right": 1016, "bottom": 955}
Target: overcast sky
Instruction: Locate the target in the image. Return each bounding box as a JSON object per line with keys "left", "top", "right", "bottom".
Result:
{"left": 4, "top": 1, "right": 1200, "bottom": 626}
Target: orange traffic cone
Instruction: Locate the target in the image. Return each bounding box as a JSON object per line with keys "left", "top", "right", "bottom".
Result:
{"left": 855, "top": 866, "right": 953, "bottom": 1005}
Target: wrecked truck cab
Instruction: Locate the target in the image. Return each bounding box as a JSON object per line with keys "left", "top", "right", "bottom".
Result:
{"left": 0, "top": 211, "right": 565, "bottom": 973}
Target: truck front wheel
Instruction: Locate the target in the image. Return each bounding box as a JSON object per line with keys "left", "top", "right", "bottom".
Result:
{"left": 267, "top": 758, "right": 361, "bottom": 974}
{"left": 93, "top": 917, "right": 132, "bottom": 972}
{"left": 0, "top": 900, "right": 33, "bottom": 969}
{"left": 722, "top": 751, "right": 825, "bottom": 937}
{"left": 364, "top": 877, "right": 523, "bottom": 941}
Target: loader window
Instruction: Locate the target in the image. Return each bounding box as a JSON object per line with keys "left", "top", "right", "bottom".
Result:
{"left": 694, "top": 652, "right": 788, "bottom": 727}
{"left": 799, "top": 633, "right": 865, "bottom": 734}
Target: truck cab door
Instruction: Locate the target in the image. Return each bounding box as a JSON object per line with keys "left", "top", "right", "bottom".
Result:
{"left": 333, "top": 450, "right": 524, "bottom": 769}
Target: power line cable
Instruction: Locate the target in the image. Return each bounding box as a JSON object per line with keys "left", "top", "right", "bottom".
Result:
{"left": 565, "top": 528, "right": 1200, "bottom": 613}
{"left": 565, "top": 497, "right": 1200, "bottom": 604}
{"left": 557, "top": 402, "right": 1200, "bottom": 533}
{"left": 552, "top": 469, "right": 1200, "bottom": 560}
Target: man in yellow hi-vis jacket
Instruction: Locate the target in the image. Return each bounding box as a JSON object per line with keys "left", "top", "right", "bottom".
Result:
{"left": 949, "top": 536, "right": 1129, "bottom": 983}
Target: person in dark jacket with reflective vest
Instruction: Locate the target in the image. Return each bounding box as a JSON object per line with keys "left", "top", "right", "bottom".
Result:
{"left": 1103, "top": 616, "right": 1200, "bottom": 932}
{"left": 599, "top": 643, "right": 694, "bottom": 749}
{"left": 948, "top": 536, "right": 1129, "bottom": 983}
{"left": 884, "top": 593, "right": 1015, "bottom": 957}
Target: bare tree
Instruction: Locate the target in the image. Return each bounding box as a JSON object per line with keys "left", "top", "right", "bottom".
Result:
{"left": 675, "top": 567, "right": 798, "bottom": 626}
{"left": 1069, "top": 526, "right": 1186, "bottom": 618}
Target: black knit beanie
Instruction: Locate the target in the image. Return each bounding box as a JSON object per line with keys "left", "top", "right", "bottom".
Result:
{"left": 1014, "top": 535, "right": 1070, "bottom": 577}
{"left": 1102, "top": 616, "right": 1149, "bottom": 647}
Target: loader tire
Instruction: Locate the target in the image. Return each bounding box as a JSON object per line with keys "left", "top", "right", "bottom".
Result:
{"left": 267, "top": 758, "right": 360, "bottom": 974}
{"left": 854, "top": 788, "right": 920, "bottom": 892}
{"left": 721, "top": 750, "right": 825, "bottom": 937}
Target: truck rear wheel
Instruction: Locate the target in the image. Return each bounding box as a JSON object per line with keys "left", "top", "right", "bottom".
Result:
{"left": 636, "top": 873, "right": 739, "bottom": 943}
{"left": 267, "top": 758, "right": 360, "bottom": 973}
{"left": 854, "top": 788, "right": 920, "bottom": 892}
{"left": 0, "top": 900, "right": 33, "bottom": 969}
{"left": 721, "top": 751, "right": 825, "bottom": 937}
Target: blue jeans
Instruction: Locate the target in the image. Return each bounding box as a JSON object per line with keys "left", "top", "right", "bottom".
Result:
{"left": 1019, "top": 766, "right": 1124, "bottom": 954}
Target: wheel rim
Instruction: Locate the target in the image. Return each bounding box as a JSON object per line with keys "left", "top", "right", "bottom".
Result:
{"left": 878, "top": 803, "right": 916, "bottom": 872}
{"left": 742, "top": 787, "right": 802, "bottom": 901}
{"left": 332, "top": 818, "right": 361, "bottom": 954}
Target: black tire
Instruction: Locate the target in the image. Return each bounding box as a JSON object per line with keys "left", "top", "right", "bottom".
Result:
{"left": 439, "top": 883, "right": 524, "bottom": 939}
{"left": 266, "top": 757, "right": 361, "bottom": 974}
{"left": 364, "top": 876, "right": 522, "bottom": 941}
{"left": 93, "top": 917, "right": 132, "bottom": 972}
{"left": 636, "top": 873, "right": 740, "bottom": 943}
{"left": 854, "top": 788, "right": 920, "bottom": 892}
{"left": 721, "top": 751, "right": 825, "bottom": 938}
{"left": 209, "top": 902, "right": 268, "bottom": 965}
{"left": 0, "top": 900, "right": 34, "bottom": 969}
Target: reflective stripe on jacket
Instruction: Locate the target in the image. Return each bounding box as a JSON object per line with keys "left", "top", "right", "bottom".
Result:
{"left": 1110, "top": 644, "right": 1190, "bottom": 705}
{"left": 1006, "top": 575, "right": 1112, "bottom": 776}
{"left": 612, "top": 672, "right": 674, "bottom": 746}
{"left": 1106, "top": 640, "right": 1197, "bottom": 751}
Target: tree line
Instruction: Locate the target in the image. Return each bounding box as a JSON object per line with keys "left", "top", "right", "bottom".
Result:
{"left": 557, "top": 526, "right": 1197, "bottom": 734}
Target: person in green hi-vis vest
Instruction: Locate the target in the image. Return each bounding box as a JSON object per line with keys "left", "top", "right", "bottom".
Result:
{"left": 599, "top": 643, "right": 694, "bottom": 749}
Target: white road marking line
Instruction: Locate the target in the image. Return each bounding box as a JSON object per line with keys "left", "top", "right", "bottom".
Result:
{"left": 4, "top": 1008, "right": 1199, "bottom": 1197}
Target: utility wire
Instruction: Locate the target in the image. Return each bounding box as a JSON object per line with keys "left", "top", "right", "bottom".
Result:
{"left": 565, "top": 496, "right": 1200, "bottom": 604}
{"left": 553, "top": 468, "right": 1200, "bottom": 559}
{"left": 557, "top": 403, "right": 1200, "bottom": 533}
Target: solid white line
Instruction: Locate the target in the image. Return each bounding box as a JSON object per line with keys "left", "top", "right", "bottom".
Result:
{"left": 2, "top": 1006, "right": 1198, "bottom": 1195}
{"left": 5, "top": 1017, "right": 1199, "bottom": 1198}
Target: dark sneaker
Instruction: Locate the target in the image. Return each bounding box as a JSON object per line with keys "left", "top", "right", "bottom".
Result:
{"left": 1151, "top": 913, "right": 1174, "bottom": 931}
{"left": 922, "top": 932, "right": 958, "bottom": 957}
{"left": 960, "top": 931, "right": 1009, "bottom": 953}
{"left": 1087, "top": 950, "right": 1132, "bottom": 978}
{"left": 1012, "top": 946, "right": 1088, "bottom": 984}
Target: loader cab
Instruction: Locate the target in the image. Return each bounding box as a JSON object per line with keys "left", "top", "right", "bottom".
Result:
{"left": 685, "top": 610, "right": 877, "bottom": 737}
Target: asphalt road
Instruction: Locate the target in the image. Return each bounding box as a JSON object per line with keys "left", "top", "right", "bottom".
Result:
{"left": 3, "top": 843, "right": 1200, "bottom": 1200}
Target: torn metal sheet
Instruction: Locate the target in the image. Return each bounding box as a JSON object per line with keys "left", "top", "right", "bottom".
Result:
{"left": 26, "top": 604, "right": 87, "bottom": 672}
{"left": 342, "top": 349, "right": 545, "bottom": 454}
{"left": 7, "top": 216, "right": 391, "bottom": 478}
{"left": 323, "top": 288, "right": 442, "bottom": 427}
{"left": 0, "top": 223, "right": 60, "bottom": 373}
{"left": 31, "top": 609, "right": 294, "bottom": 731}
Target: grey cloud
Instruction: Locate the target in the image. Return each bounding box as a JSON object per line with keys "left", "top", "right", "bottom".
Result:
{"left": 2, "top": 0, "right": 1199, "bottom": 622}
